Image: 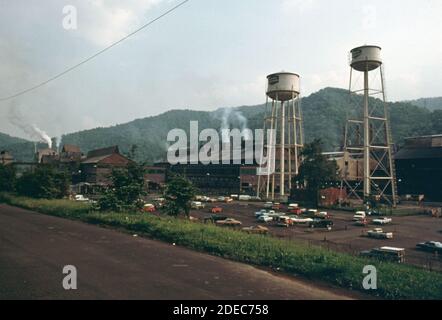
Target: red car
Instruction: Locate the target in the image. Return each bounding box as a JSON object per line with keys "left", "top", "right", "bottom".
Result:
{"left": 211, "top": 206, "right": 223, "bottom": 214}
{"left": 289, "top": 207, "right": 302, "bottom": 215}
{"left": 143, "top": 204, "right": 156, "bottom": 213}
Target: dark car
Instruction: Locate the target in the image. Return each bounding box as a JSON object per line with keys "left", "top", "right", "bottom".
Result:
{"left": 203, "top": 214, "right": 228, "bottom": 223}
{"left": 416, "top": 241, "right": 442, "bottom": 254}
{"left": 308, "top": 219, "right": 334, "bottom": 230}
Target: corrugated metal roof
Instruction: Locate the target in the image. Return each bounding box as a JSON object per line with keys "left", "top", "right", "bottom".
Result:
{"left": 395, "top": 147, "right": 442, "bottom": 160}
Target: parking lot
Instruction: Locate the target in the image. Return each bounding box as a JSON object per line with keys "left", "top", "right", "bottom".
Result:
{"left": 189, "top": 200, "right": 442, "bottom": 271}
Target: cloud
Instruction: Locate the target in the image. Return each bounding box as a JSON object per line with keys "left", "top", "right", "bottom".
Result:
{"left": 75, "top": 0, "right": 165, "bottom": 46}
{"left": 282, "top": 0, "right": 316, "bottom": 14}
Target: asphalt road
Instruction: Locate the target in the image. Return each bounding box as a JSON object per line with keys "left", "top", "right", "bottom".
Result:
{"left": 0, "top": 204, "right": 357, "bottom": 300}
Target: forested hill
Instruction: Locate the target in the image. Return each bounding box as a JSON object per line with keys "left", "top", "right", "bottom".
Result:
{"left": 407, "top": 97, "right": 442, "bottom": 111}
{"left": 1, "top": 87, "right": 441, "bottom": 163}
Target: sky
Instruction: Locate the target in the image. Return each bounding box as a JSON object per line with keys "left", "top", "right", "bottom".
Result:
{"left": 0, "top": 0, "right": 441, "bottom": 141}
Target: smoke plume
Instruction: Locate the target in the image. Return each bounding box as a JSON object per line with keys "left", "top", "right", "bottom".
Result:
{"left": 8, "top": 105, "right": 53, "bottom": 149}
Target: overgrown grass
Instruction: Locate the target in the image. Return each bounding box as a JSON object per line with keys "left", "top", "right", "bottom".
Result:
{"left": 1, "top": 192, "right": 441, "bottom": 300}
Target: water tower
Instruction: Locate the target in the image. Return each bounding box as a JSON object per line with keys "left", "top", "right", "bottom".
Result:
{"left": 257, "top": 72, "right": 304, "bottom": 201}
{"left": 341, "top": 45, "right": 398, "bottom": 206}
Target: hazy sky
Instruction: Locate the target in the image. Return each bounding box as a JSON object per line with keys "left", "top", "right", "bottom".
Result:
{"left": 0, "top": 0, "right": 441, "bottom": 140}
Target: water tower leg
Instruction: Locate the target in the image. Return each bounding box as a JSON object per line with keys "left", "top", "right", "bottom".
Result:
{"left": 280, "top": 101, "right": 285, "bottom": 197}
{"left": 363, "top": 69, "right": 371, "bottom": 200}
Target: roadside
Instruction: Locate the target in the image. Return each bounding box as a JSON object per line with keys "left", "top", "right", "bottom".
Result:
{"left": 1, "top": 193, "right": 442, "bottom": 299}
{"left": 0, "top": 204, "right": 358, "bottom": 300}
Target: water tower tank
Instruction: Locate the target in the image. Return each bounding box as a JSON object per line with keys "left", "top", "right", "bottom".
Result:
{"left": 266, "top": 72, "right": 300, "bottom": 101}
{"left": 350, "top": 45, "right": 382, "bottom": 72}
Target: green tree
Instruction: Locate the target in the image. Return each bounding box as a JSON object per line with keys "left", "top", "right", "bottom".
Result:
{"left": 97, "top": 162, "right": 146, "bottom": 211}
{"left": 294, "top": 139, "right": 339, "bottom": 206}
{"left": 15, "top": 165, "right": 69, "bottom": 199}
{"left": 0, "top": 165, "right": 16, "bottom": 192}
{"left": 163, "top": 175, "right": 196, "bottom": 218}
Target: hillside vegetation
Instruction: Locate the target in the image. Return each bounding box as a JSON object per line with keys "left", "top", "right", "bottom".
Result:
{"left": 2, "top": 88, "right": 442, "bottom": 163}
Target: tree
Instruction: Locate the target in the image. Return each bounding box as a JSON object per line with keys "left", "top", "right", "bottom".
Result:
{"left": 294, "top": 139, "right": 339, "bottom": 206}
{"left": 0, "top": 165, "right": 16, "bottom": 192}
{"left": 163, "top": 175, "right": 196, "bottom": 218}
{"left": 15, "top": 165, "right": 69, "bottom": 199}
{"left": 97, "top": 162, "right": 146, "bottom": 211}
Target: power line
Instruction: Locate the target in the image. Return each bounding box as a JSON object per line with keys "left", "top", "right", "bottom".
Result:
{"left": 0, "top": 0, "right": 190, "bottom": 102}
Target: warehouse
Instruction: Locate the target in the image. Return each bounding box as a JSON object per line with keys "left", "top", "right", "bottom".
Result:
{"left": 395, "top": 135, "right": 442, "bottom": 201}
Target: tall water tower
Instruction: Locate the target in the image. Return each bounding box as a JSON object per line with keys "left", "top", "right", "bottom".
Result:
{"left": 341, "top": 45, "right": 398, "bottom": 206}
{"left": 257, "top": 72, "right": 304, "bottom": 201}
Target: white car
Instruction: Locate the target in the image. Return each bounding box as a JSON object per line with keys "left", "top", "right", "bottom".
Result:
{"left": 291, "top": 217, "right": 314, "bottom": 224}
{"left": 353, "top": 211, "right": 366, "bottom": 221}
{"left": 191, "top": 201, "right": 205, "bottom": 209}
{"left": 263, "top": 202, "right": 273, "bottom": 209}
{"left": 373, "top": 217, "right": 392, "bottom": 225}
{"left": 367, "top": 228, "right": 394, "bottom": 239}
{"left": 74, "top": 194, "right": 89, "bottom": 202}
{"left": 239, "top": 195, "right": 252, "bottom": 201}
{"left": 255, "top": 210, "right": 268, "bottom": 217}
{"left": 257, "top": 215, "right": 273, "bottom": 223}
{"left": 315, "top": 211, "right": 330, "bottom": 219}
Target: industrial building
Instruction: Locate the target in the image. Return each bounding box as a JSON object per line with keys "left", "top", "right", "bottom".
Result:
{"left": 395, "top": 135, "right": 442, "bottom": 201}
{"left": 146, "top": 145, "right": 259, "bottom": 195}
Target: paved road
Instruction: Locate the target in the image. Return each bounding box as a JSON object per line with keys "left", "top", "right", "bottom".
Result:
{"left": 0, "top": 204, "right": 356, "bottom": 300}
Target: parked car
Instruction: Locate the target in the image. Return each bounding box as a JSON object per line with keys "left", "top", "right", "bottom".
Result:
{"left": 290, "top": 217, "right": 314, "bottom": 224}
{"left": 367, "top": 209, "right": 382, "bottom": 216}
{"left": 257, "top": 215, "right": 273, "bottom": 223}
{"left": 288, "top": 207, "right": 302, "bottom": 215}
{"left": 201, "top": 196, "right": 211, "bottom": 202}
{"left": 255, "top": 210, "right": 267, "bottom": 217}
{"left": 373, "top": 217, "right": 392, "bottom": 225}
{"left": 353, "top": 211, "right": 366, "bottom": 221}
{"left": 211, "top": 206, "right": 223, "bottom": 214}
{"left": 191, "top": 201, "right": 205, "bottom": 209}
{"left": 309, "top": 219, "right": 334, "bottom": 230}
{"left": 242, "top": 225, "right": 269, "bottom": 235}
{"left": 355, "top": 218, "right": 369, "bottom": 226}
{"left": 224, "top": 197, "right": 234, "bottom": 203}
{"left": 315, "top": 211, "right": 330, "bottom": 219}
{"left": 230, "top": 194, "right": 239, "bottom": 200}
{"left": 239, "top": 195, "right": 252, "bottom": 201}
{"left": 203, "top": 214, "right": 228, "bottom": 223}
{"left": 367, "top": 228, "right": 394, "bottom": 239}
{"left": 416, "top": 241, "right": 442, "bottom": 253}
{"left": 263, "top": 202, "right": 273, "bottom": 209}
{"left": 207, "top": 198, "right": 217, "bottom": 203}
{"left": 276, "top": 216, "right": 294, "bottom": 227}
{"left": 272, "top": 203, "right": 281, "bottom": 210}
{"left": 217, "top": 196, "right": 226, "bottom": 202}
{"left": 74, "top": 194, "right": 89, "bottom": 202}
{"left": 142, "top": 203, "right": 156, "bottom": 213}
{"left": 216, "top": 218, "right": 242, "bottom": 227}
{"left": 360, "top": 246, "right": 405, "bottom": 263}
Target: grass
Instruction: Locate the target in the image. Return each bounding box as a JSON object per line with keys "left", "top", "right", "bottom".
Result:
{"left": 1, "top": 192, "right": 442, "bottom": 300}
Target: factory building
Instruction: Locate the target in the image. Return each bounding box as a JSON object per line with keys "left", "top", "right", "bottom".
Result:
{"left": 0, "top": 151, "right": 14, "bottom": 165}
{"left": 395, "top": 135, "right": 442, "bottom": 201}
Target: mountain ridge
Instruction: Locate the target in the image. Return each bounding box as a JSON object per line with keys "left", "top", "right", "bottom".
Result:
{"left": 1, "top": 87, "right": 441, "bottom": 163}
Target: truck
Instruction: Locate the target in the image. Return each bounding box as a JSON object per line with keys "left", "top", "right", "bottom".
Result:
{"left": 367, "top": 228, "right": 394, "bottom": 239}
{"left": 353, "top": 211, "right": 366, "bottom": 221}
{"left": 360, "top": 246, "right": 405, "bottom": 263}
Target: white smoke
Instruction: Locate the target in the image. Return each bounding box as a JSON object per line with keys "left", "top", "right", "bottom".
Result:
{"left": 218, "top": 108, "right": 252, "bottom": 143}
{"left": 8, "top": 105, "right": 53, "bottom": 149}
